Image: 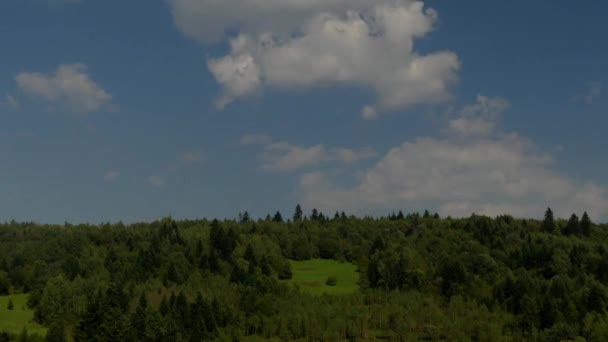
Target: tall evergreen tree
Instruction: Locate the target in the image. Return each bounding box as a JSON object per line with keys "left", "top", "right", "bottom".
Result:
{"left": 293, "top": 204, "right": 303, "bottom": 222}
{"left": 541, "top": 207, "right": 556, "bottom": 233}
{"left": 272, "top": 211, "right": 283, "bottom": 223}
{"left": 565, "top": 213, "right": 580, "bottom": 235}
{"left": 581, "top": 211, "right": 592, "bottom": 236}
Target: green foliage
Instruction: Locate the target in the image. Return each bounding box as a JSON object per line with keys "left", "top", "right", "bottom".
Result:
{"left": 0, "top": 210, "right": 606, "bottom": 340}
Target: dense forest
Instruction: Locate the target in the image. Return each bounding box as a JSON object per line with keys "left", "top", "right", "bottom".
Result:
{"left": 1, "top": 206, "right": 608, "bottom": 341}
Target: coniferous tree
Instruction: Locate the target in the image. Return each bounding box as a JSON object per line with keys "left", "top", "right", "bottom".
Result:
{"left": 7, "top": 299, "right": 13, "bottom": 310}
{"left": 272, "top": 211, "right": 283, "bottom": 223}
{"left": 423, "top": 210, "right": 431, "bottom": 218}
{"left": 293, "top": 204, "right": 303, "bottom": 222}
{"left": 565, "top": 213, "right": 580, "bottom": 235}
{"left": 311, "top": 209, "right": 319, "bottom": 221}
{"left": 541, "top": 207, "right": 556, "bottom": 233}
{"left": 240, "top": 211, "right": 250, "bottom": 223}
{"left": 581, "top": 211, "right": 592, "bottom": 236}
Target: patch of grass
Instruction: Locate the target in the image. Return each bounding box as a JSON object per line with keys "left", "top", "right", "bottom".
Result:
{"left": 287, "top": 259, "right": 359, "bottom": 295}
{"left": 0, "top": 294, "right": 47, "bottom": 337}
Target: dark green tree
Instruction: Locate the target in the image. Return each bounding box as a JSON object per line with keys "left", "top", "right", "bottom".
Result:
{"left": 7, "top": 299, "right": 13, "bottom": 310}
{"left": 541, "top": 207, "right": 556, "bottom": 233}
{"left": 293, "top": 204, "right": 303, "bottom": 222}
{"left": 581, "top": 211, "right": 592, "bottom": 236}
{"left": 564, "top": 213, "right": 580, "bottom": 235}
{"left": 272, "top": 211, "right": 284, "bottom": 223}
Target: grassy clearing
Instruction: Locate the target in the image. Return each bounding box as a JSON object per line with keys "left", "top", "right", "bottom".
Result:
{"left": 287, "top": 259, "right": 359, "bottom": 295}
{"left": 0, "top": 294, "right": 47, "bottom": 337}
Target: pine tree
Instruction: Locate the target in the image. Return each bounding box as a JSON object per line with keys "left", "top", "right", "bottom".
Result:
{"left": 541, "top": 207, "right": 556, "bottom": 233}
{"left": 272, "top": 211, "right": 283, "bottom": 223}
{"left": 293, "top": 204, "right": 303, "bottom": 222}
{"left": 7, "top": 299, "right": 13, "bottom": 310}
{"left": 565, "top": 213, "right": 580, "bottom": 235}
{"left": 423, "top": 210, "right": 431, "bottom": 218}
{"left": 240, "top": 211, "right": 250, "bottom": 223}
{"left": 581, "top": 211, "right": 592, "bottom": 236}
{"left": 311, "top": 209, "right": 319, "bottom": 221}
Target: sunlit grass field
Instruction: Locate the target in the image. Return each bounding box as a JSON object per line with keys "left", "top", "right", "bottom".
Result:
{"left": 0, "top": 294, "right": 47, "bottom": 337}
{"left": 287, "top": 259, "right": 359, "bottom": 295}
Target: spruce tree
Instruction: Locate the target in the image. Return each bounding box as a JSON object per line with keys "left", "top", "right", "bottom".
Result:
{"left": 581, "top": 211, "right": 592, "bottom": 236}
{"left": 272, "top": 211, "right": 283, "bottom": 223}
{"left": 541, "top": 207, "right": 556, "bottom": 233}
{"left": 293, "top": 204, "right": 303, "bottom": 222}
{"left": 565, "top": 213, "right": 580, "bottom": 235}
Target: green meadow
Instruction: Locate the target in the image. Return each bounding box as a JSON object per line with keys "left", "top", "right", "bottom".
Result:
{"left": 287, "top": 259, "right": 359, "bottom": 295}
{"left": 0, "top": 294, "right": 47, "bottom": 337}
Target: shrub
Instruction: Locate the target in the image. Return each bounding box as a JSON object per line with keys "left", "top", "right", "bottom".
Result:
{"left": 326, "top": 276, "right": 337, "bottom": 286}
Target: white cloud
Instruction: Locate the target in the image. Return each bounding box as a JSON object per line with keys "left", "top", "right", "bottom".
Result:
{"left": 170, "top": 0, "right": 460, "bottom": 113}
{"left": 299, "top": 97, "right": 608, "bottom": 221}
{"left": 180, "top": 151, "right": 205, "bottom": 164}
{"left": 243, "top": 134, "right": 376, "bottom": 172}
{"left": 168, "top": 0, "right": 384, "bottom": 43}
{"left": 447, "top": 95, "right": 509, "bottom": 137}
{"left": 103, "top": 170, "right": 119, "bottom": 182}
{"left": 16, "top": 64, "right": 112, "bottom": 113}
{"left": 148, "top": 176, "right": 166, "bottom": 188}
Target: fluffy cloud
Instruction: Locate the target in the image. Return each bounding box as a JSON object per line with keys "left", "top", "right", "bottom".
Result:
{"left": 16, "top": 64, "right": 111, "bottom": 113}
{"left": 170, "top": 0, "right": 460, "bottom": 112}
{"left": 447, "top": 95, "right": 509, "bottom": 137}
{"left": 299, "top": 96, "right": 608, "bottom": 221}
{"left": 168, "top": 0, "right": 385, "bottom": 43}
{"left": 243, "top": 135, "right": 376, "bottom": 172}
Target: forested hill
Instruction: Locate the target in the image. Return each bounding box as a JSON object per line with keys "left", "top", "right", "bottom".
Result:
{"left": 1, "top": 207, "right": 608, "bottom": 341}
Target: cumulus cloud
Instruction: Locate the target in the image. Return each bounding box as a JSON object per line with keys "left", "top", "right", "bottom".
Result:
{"left": 299, "top": 96, "right": 608, "bottom": 221}
{"left": 170, "top": 0, "right": 460, "bottom": 112}
{"left": 447, "top": 95, "right": 509, "bottom": 137}
{"left": 243, "top": 135, "right": 376, "bottom": 172}
{"left": 148, "top": 176, "right": 166, "bottom": 188}
{"left": 15, "top": 64, "right": 112, "bottom": 113}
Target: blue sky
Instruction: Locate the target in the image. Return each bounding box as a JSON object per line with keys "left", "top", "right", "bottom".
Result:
{"left": 0, "top": 0, "right": 606, "bottom": 223}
